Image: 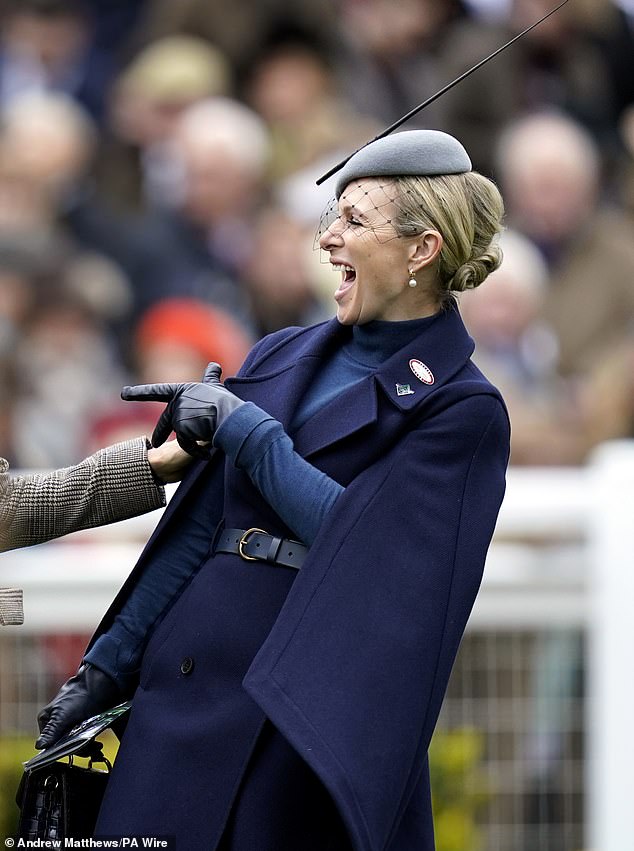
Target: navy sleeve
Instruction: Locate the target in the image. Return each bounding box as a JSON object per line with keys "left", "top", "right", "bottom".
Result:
{"left": 84, "top": 472, "right": 222, "bottom": 690}
{"left": 214, "top": 402, "right": 344, "bottom": 544}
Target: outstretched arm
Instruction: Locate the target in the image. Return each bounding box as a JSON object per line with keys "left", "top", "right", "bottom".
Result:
{"left": 0, "top": 437, "right": 191, "bottom": 553}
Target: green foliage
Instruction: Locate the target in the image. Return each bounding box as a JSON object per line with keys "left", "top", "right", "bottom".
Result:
{"left": 0, "top": 728, "right": 486, "bottom": 846}
{"left": 429, "top": 727, "right": 490, "bottom": 851}
{"left": 0, "top": 737, "right": 36, "bottom": 839}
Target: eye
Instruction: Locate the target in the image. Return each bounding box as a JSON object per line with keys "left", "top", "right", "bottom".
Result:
{"left": 347, "top": 216, "right": 364, "bottom": 228}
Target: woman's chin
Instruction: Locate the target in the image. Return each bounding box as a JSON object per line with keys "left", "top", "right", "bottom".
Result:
{"left": 335, "top": 285, "right": 359, "bottom": 323}
{"left": 336, "top": 303, "right": 357, "bottom": 325}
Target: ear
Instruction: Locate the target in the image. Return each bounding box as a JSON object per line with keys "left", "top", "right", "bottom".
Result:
{"left": 407, "top": 230, "right": 443, "bottom": 272}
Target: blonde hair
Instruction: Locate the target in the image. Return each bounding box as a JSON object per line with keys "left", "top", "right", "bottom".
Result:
{"left": 392, "top": 171, "right": 504, "bottom": 306}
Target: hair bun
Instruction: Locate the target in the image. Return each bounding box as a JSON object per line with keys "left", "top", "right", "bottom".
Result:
{"left": 450, "top": 245, "right": 502, "bottom": 292}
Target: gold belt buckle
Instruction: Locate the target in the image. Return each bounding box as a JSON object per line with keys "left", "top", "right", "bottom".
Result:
{"left": 238, "top": 527, "right": 268, "bottom": 561}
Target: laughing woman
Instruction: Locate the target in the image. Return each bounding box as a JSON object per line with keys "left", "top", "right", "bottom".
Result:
{"left": 37, "top": 130, "right": 509, "bottom": 851}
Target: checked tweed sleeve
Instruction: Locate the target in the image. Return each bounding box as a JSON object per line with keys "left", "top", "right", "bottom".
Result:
{"left": 0, "top": 587, "right": 23, "bottom": 626}
{"left": 0, "top": 437, "right": 165, "bottom": 554}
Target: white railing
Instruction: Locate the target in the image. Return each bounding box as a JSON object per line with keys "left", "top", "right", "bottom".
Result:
{"left": 0, "top": 464, "right": 592, "bottom": 632}
{"left": 2, "top": 440, "right": 634, "bottom": 850}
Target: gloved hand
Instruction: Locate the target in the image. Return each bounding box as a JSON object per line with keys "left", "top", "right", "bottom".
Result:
{"left": 36, "top": 662, "right": 124, "bottom": 749}
{"left": 121, "top": 362, "right": 245, "bottom": 457}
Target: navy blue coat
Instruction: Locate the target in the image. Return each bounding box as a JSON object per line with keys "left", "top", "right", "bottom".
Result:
{"left": 90, "top": 307, "right": 510, "bottom": 850}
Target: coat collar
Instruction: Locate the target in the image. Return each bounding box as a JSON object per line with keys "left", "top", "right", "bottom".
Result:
{"left": 226, "top": 308, "right": 475, "bottom": 458}
{"left": 374, "top": 305, "right": 475, "bottom": 411}
{"left": 224, "top": 319, "right": 346, "bottom": 428}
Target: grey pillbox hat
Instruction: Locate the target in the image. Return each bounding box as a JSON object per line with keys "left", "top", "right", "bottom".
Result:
{"left": 335, "top": 129, "right": 472, "bottom": 198}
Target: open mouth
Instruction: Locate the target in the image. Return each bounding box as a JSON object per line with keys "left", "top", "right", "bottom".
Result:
{"left": 332, "top": 263, "right": 357, "bottom": 301}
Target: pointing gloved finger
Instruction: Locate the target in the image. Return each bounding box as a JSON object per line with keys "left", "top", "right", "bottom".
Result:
{"left": 203, "top": 362, "right": 222, "bottom": 383}
{"left": 121, "top": 383, "right": 181, "bottom": 402}
{"left": 151, "top": 405, "right": 175, "bottom": 448}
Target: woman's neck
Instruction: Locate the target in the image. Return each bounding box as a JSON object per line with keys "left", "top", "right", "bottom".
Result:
{"left": 348, "top": 313, "right": 441, "bottom": 368}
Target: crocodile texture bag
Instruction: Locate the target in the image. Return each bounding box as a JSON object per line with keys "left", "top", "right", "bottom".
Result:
{"left": 15, "top": 748, "right": 110, "bottom": 841}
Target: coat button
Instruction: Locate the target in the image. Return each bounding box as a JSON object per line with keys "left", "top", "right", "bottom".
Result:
{"left": 180, "top": 657, "right": 194, "bottom": 675}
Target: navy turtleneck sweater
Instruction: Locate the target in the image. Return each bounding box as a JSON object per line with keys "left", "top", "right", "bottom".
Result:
{"left": 85, "top": 314, "right": 440, "bottom": 688}
{"left": 292, "top": 315, "right": 438, "bottom": 431}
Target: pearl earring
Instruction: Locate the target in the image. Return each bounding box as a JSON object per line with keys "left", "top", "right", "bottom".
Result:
{"left": 408, "top": 269, "right": 417, "bottom": 288}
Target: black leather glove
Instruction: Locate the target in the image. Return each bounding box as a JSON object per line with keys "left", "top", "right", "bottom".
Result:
{"left": 36, "top": 662, "right": 124, "bottom": 749}
{"left": 121, "top": 362, "right": 245, "bottom": 457}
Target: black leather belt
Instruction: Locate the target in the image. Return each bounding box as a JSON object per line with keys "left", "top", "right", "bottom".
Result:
{"left": 214, "top": 527, "right": 307, "bottom": 570}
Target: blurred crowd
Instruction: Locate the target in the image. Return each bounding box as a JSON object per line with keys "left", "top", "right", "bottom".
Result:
{"left": 0, "top": 0, "right": 633, "bottom": 468}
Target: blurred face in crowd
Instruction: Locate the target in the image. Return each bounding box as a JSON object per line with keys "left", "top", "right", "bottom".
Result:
{"left": 111, "top": 85, "right": 198, "bottom": 149}
{"left": 248, "top": 48, "right": 331, "bottom": 124}
{"left": 511, "top": 0, "right": 572, "bottom": 46}
{"left": 340, "top": 0, "right": 452, "bottom": 56}
{"left": 244, "top": 208, "right": 316, "bottom": 330}
{"left": 460, "top": 269, "right": 543, "bottom": 346}
{"left": 0, "top": 164, "right": 50, "bottom": 229}
{"left": 0, "top": 270, "right": 34, "bottom": 325}
{"left": 498, "top": 117, "right": 599, "bottom": 244}
{"left": 506, "top": 159, "right": 595, "bottom": 243}
{"left": 0, "top": 103, "right": 92, "bottom": 192}
{"left": 173, "top": 132, "right": 258, "bottom": 225}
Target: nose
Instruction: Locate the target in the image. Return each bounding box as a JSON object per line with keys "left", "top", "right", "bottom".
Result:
{"left": 318, "top": 215, "right": 345, "bottom": 251}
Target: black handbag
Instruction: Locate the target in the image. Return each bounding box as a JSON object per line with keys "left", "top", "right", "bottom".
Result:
{"left": 14, "top": 701, "right": 131, "bottom": 842}
{"left": 15, "top": 743, "right": 111, "bottom": 841}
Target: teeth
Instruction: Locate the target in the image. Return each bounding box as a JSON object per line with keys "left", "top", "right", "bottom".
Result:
{"left": 332, "top": 264, "right": 355, "bottom": 272}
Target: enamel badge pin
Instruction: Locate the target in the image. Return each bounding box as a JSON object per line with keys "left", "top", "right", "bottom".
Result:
{"left": 409, "top": 359, "right": 434, "bottom": 385}
{"left": 396, "top": 383, "right": 415, "bottom": 396}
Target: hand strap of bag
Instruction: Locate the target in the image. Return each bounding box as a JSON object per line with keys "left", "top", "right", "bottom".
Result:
{"left": 72, "top": 738, "right": 112, "bottom": 770}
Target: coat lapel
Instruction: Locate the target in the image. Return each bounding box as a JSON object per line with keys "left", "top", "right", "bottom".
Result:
{"left": 291, "top": 374, "right": 378, "bottom": 458}
{"left": 224, "top": 319, "right": 346, "bottom": 429}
